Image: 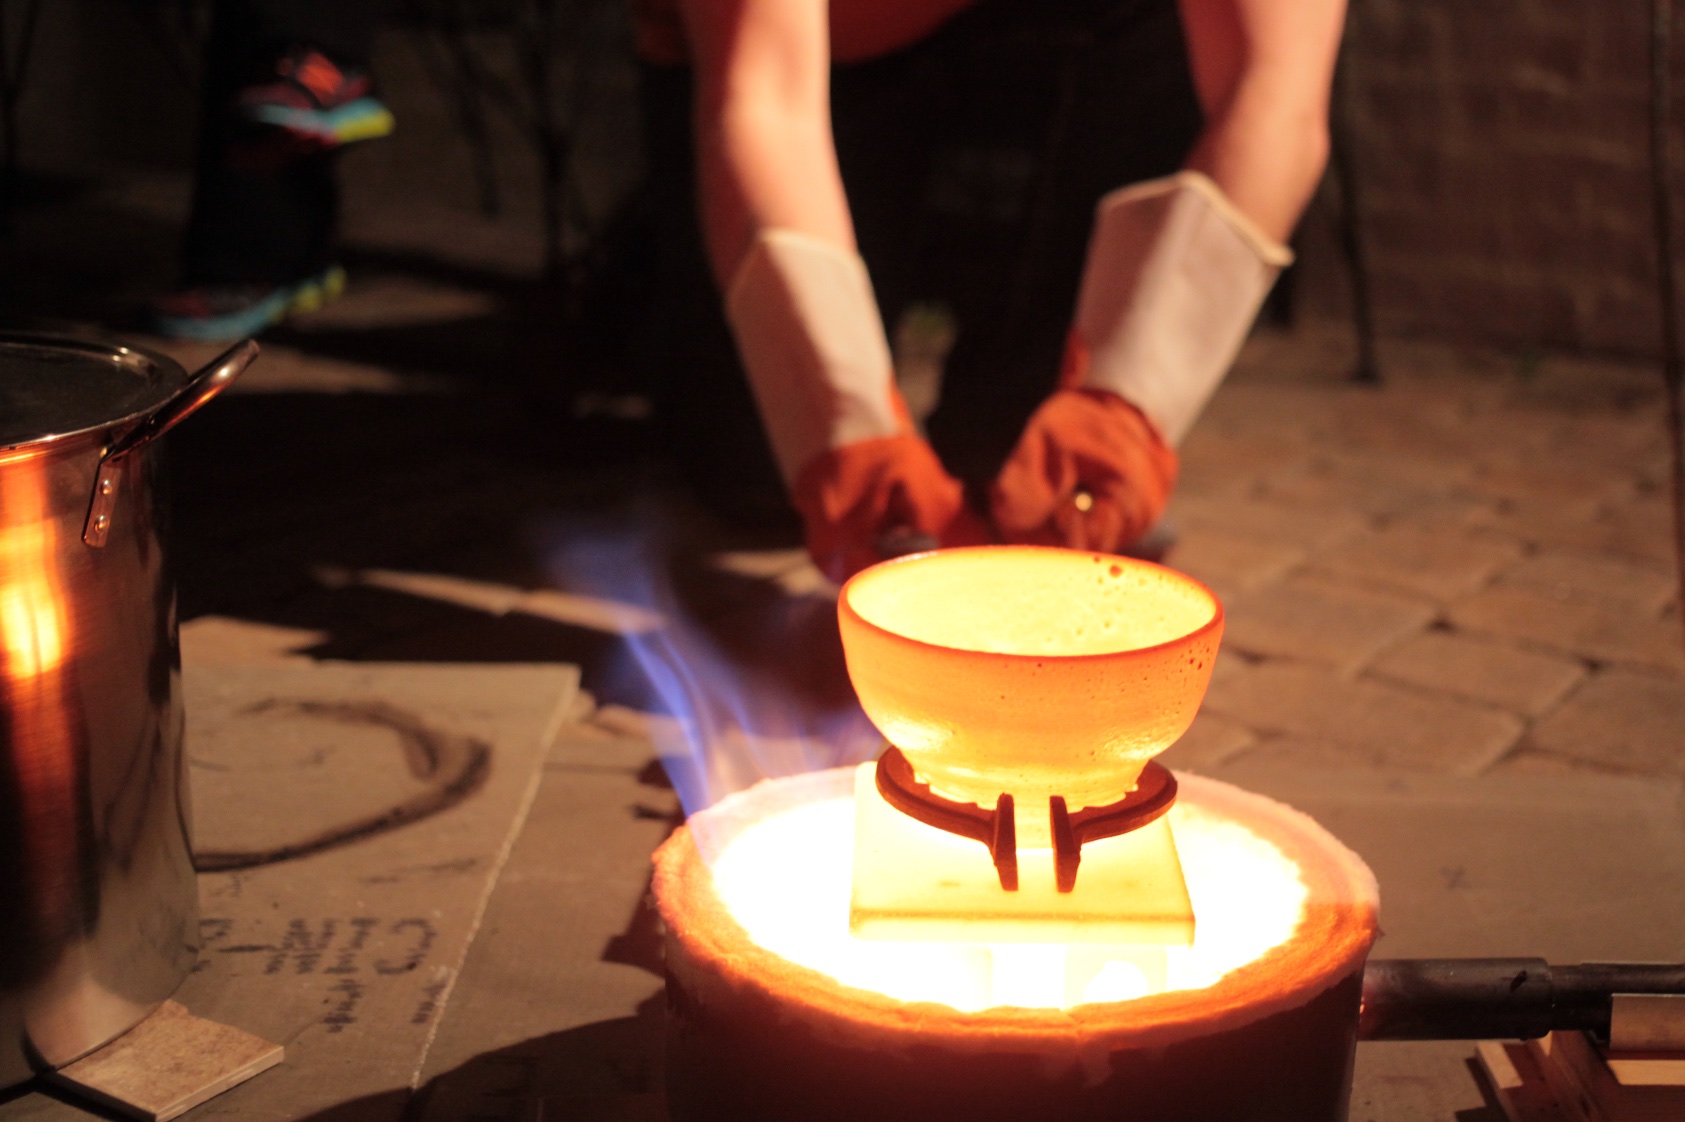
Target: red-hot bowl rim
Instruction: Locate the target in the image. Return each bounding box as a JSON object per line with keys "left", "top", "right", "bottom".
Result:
{"left": 837, "top": 545, "right": 1226, "bottom": 669}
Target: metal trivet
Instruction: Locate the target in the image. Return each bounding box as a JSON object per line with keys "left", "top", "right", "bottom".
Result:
{"left": 874, "top": 746, "right": 1178, "bottom": 893}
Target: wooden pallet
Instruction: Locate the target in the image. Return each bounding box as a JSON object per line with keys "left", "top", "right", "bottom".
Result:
{"left": 1477, "top": 1032, "right": 1685, "bottom": 1122}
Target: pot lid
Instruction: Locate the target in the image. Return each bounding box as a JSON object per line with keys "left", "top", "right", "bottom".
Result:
{"left": 0, "top": 334, "right": 189, "bottom": 451}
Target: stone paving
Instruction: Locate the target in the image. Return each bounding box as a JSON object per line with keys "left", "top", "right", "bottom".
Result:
{"left": 1157, "top": 327, "right": 1684, "bottom": 783}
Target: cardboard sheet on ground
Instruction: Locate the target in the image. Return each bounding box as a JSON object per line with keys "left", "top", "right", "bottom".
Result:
{"left": 407, "top": 727, "right": 678, "bottom": 1122}
{"left": 0, "top": 661, "right": 578, "bottom": 1122}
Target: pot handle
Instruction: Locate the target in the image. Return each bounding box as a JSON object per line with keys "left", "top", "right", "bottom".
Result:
{"left": 82, "top": 340, "right": 260, "bottom": 547}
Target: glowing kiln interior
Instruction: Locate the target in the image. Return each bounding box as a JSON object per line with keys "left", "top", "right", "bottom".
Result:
{"left": 655, "top": 767, "right": 1379, "bottom": 1122}
{"left": 706, "top": 768, "right": 1316, "bottom": 1011}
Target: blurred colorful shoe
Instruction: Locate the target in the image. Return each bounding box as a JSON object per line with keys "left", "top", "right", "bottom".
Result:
{"left": 229, "top": 47, "right": 393, "bottom": 167}
{"left": 152, "top": 264, "right": 346, "bottom": 342}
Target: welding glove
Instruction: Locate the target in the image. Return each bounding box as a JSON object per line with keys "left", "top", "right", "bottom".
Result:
{"left": 992, "top": 171, "right": 1292, "bottom": 553}
{"left": 727, "top": 230, "right": 985, "bottom": 581}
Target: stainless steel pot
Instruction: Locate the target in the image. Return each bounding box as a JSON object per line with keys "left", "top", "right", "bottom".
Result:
{"left": 0, "top": 334, "right": 256, "bottom": 1089}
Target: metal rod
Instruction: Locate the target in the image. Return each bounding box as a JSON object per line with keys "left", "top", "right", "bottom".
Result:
{"left": 1359, "top": 958, "right": 1685, "bottom": 1041}
{"left": 1649, "top": 0, "right": 1685, "bottom": 660}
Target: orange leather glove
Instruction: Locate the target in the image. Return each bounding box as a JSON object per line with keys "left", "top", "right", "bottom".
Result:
{"left": 990, "top": 381, "right": 1177, "bottom": 555}
{"left": 990, "top": 171, "right": 1287, "bottom": 554}
{"left": 795, "top": 431, "right": 988, "bottom": 582}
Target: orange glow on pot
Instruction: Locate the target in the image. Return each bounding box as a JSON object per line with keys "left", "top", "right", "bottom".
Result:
{"left": 0, "top": 454, "right": 83, "bottom": 942}
{"left": 0, "top": 460, "right": 67, "bottom": 678}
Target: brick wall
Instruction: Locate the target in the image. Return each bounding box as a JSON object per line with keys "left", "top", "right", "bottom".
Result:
{"left": 1328, "top": 1, "right": 1683, "bottom": 357}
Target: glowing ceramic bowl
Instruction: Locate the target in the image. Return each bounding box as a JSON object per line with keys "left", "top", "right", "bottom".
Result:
{"left": 838, "top": 546, "right": 1223, "bottom": 813}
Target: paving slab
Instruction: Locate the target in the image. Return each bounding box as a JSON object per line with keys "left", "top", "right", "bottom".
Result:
{"left": 1169, "top": 492, "right": 1367, "bottom": 552}
{"left": 1308, "top": 522, "right": 1524, "bottom": 602}
{"left": 1319, "top": 393, "right": 1509, "bottom": 462}
{"left": 1486, "top": 749, "right": 1609, "bottom": 779}
{"left": 0, "top": 661, "right": 579, "bottom": 1122}
{"left": 1199, "top": 380, "right": 1351, "bottom": 442}
{"left": 1496, "top": 550, "right": 1679, "bottom": 612}
{"left": 1220, "top": 575, "right": 1437, "bottom": 672}
{"left": 1258, "top": 465, "right": 1493, "bottom": 524}
{"left": 1449, "top": 584, "right": 1685, "bottom": 673}
{"left": 1473, "top": 412, "right": 1665, "bottom": 478}
{"left": 1467, "top": 494, "right": 1676, "bottom": 567}
{"left": 1526, "top": 667, "right": 1685, "bottom": 777}
{"left": 1205, "top": 661, "right": 1524, "bottom": 773}
{"left": 1303, "top": 448, "right": 1479, "bottom": 498}
{"left": 1170, "top": 429, "right": 1312, "bottom": 498}
{"left": 1463, "top": 460, "right": 1636, "bottom": 514}
{"left": 1211, "top": 764, "right": 1685, "bottom": 962}
{"left": 1163, "top": 524, "right": 1305, "bottom": 602}
{"left": 1366, "top": 630, "right": 1587, "bottom": 717}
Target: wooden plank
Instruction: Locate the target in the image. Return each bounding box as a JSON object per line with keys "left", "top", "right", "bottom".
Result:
{"left": 1531, "top": 1032, "right": 1685, "bottom": 1122}
{"left": 46, "top": 1003, "right": 281, "bottom": 1122}
{"left": 1474, "top": 1040, "right": 1578, "bottom": 1122}
{"left": 1610, "top": 995, "right": 1685, "bottom": 1055}
{"left": 1604, "top": 1053, "right": 1685, "bottom": 1088}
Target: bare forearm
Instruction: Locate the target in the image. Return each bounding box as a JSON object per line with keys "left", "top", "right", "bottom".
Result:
{"left": 695, "top": 104, "right": 856, "bottom": 288}
{"left": 682, "top": 0, "right": 857, "bottom": 287}
{"left": 1183, "top": 95, "right": 1330, "bottom": 243}
{"left": 1178, "top": 0, "right": 1345, "bottom": 243}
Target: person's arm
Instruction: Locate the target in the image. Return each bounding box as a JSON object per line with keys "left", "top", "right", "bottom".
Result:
{"left": 1179, "top": 0, "right": 1346, "bottom": 242}
{"left": 679, "top": 0, "right": 853, "bottom": 284}
{"left": 992, "top": 0, "right": 1346, "bottom": 554}
{"left": 677, "top": 0, "right": 982, "bottom": 580}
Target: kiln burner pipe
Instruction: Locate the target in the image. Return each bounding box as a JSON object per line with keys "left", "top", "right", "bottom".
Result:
{"left": 1359, "top": 958, "right": 1685, "bottom": 1041}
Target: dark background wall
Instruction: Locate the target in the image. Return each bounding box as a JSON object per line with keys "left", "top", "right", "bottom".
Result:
{"left": 1332, "top": 0, "right": 1683, "bottom": 358}
{"left": 4, "top": 0, "right": 1684, "bottom": 363}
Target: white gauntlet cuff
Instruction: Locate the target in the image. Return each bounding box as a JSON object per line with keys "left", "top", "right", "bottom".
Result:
{"left": 725, "top": 230, "right": 902, "bottom": 488}
{"left": 1074, "top": 171, "right": 1292, "bottom": 446}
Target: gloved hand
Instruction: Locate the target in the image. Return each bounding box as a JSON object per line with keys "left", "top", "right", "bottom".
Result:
{"left": 726, "top": 229, "right": 989, "bottom": 581}
{"left": 990, "top": 385, "right": 1177, "bottom": 554}
{"left": 990, "top": 171, "right": 1287, "bottom": 554}
{"left": 796, "top": 430, "right": 987, "bottom": 582}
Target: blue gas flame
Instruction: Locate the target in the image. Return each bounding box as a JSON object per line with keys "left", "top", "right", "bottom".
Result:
{"left": 537, "top": 514, "right": 882, "bottom": 817}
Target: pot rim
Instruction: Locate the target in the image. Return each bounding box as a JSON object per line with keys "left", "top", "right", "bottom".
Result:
{"left": 0, "top": 331, "right": 191, "bottom": 456}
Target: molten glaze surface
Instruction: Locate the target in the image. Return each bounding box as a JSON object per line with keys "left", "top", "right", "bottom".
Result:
{"left": 657, "top": 769, "right": 1378, "bottom": 1060}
